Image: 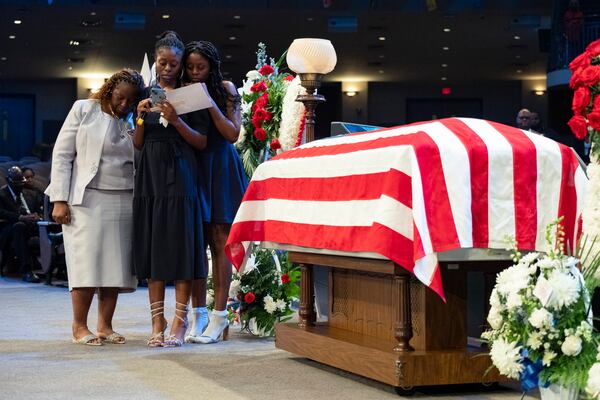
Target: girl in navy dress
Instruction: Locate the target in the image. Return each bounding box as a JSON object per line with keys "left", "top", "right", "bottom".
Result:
{"left": 182, "top": 41, "right": 248, "bottom": 344}
{"left": 133, "top": 32, "right": 209, "bottom": 347}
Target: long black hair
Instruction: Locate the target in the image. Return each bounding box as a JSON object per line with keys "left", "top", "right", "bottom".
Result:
{"left": 183, "top": 40, "right": 240, "bottom": 113}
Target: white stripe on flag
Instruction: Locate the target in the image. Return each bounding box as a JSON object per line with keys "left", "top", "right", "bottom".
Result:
{"left": 525, "top": 133, "right": 562, "bottom": 250}
{"left": 574, "top": 164, "right": 587, "bottom": 251}
{"left": 253, "top": 146, "right": 413, "bottom": 180}
{"left": 234, "top": 196, "right": 413, "bottom": 239}
{"left": 410, "top": 147, "right": 434, "bottom": 256}
{"left": 413, "top": 253, "right": 439, "bottom": 286}
{"left": 460, "top": 118, "right": 515, "bottom": 248}
{"left": 423, "top": 121, "right": 473, "bottom": 248}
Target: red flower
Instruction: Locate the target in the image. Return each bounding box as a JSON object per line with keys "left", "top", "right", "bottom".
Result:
{"left": 568, "top": 114, "right": 589, "bottom": 140}
{"left": 589, "top": 111, "right": 600, "bottom": 131}
{"left": 572, "top": 87, "right": 591, "bottom": 113}
{"left": 270, "top": 138, "right": 281, "bottom": 150}
{"left": 251, "top": 113, "right": 263, "bottom": 128}
{"left": 253, "top": 93, "right": 269, "bottom": 111}
{"left": 280, "top": 273, "right": 290, "bottom": 284}
{"left": 244, "top": 292, "right": 256, "bottom": 304}
{"left": 283, "top": 75, "right": 295, "bottom": 82}
{"left": 250, "top": 81, "right": 268, "bottom": 93}
{"left": 254, "top": 108, "right": 272, "bottom": 122}
{"left": 586, "top": 38, "right": 600, "bottom": 57}
{"left": 569, "top": 52, "right": 591, "bottom": 72}
{"left": 253, "top": 128, "right": 267, "bottom": 141}
{"left": 259, "top": 64, "right": 274, "bottom": 75}
{"left": 580, "top": 66, "right": 600, "bottom": 87}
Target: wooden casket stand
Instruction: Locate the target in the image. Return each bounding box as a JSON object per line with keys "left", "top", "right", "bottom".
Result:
{"left": 275, "top": 251, "right": 511, "bottom": 390}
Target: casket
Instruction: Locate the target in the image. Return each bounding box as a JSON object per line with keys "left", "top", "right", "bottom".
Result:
{"left": 225, "top": 118, "right": 587, "bottom": 389}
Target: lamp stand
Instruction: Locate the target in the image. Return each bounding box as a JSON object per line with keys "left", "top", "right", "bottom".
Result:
{"left": 296, "top": 73, "right": 326, "bottom": 143}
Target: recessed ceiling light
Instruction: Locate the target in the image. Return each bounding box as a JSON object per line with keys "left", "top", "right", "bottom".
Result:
{"left": 514, "top": 35, "right": 520, "bottom": 40}
{"left": 441, "top": 77, "right": 447, "bottom": 81}
{"left": 378, "top": 69, "right": 385, "bottom": 74}
{"left": 378, "top": 36, "right": 386, "bottom": 41}
{"left": 379, "top": 54, "right": 385, "bottom": 59}
{"left": 442, "top": 46, "right": 449, "bottom": 50}
{"left": 69, "top": 40, "right": 80, "bottom": 46}
{"left": 67, "top": 66, "right": 73, "bottom": 70}
{"left": 516, "top": 55, "right": 521, "bottom": 59}
{"left": 162, "top": 14, "right": 170, "bottom": 19}
{"left": 441, "top": 63, "right": 448, "bottom": 67}
{"left": 8, "top": 35, "right": 16, "bottom": 39}
{"left": 14, "top": 20, "right": 22, "bottom": 25}
{"left": 516, "top": 69, "right": 522, "bottom": 73}
{"left": 307, "top": 17, "right": 314, "bottom": 21}
{"left": 0, "top": 57, "right": 7, "bottom": 61}
{"left": 443, "top": 28, "right": 451, "bottom": 32}
{"left": 90, "top": 11, "right": 96, "bottom": 16}
{"left": 229, "top": 36, "right": 236, "bottom": 40}
{"left": 225, "top": 54, "right": 232, "bottom": 59}
{"left": 233, "top": 15, "right": 241, "bottom": 19}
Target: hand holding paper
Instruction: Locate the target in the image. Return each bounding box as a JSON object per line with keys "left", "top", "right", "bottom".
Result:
{"left": 166, "top": 83, "right": 212, "bottom": 115}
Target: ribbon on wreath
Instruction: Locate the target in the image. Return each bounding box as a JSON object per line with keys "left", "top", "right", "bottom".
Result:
{"left": 519, "top": 349, "right": 548, "bottom": 392}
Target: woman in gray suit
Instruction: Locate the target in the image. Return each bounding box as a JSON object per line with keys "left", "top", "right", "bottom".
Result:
{"left": 46, "top": 69, "right": 144, "bottom": 346}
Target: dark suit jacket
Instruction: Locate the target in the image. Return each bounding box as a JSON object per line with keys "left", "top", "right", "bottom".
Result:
{"left": 0, "top": 185, "right": 43, "bottom": 226}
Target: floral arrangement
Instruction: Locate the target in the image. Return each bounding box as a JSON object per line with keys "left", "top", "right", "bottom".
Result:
{"left": 228, "top": 248, "right": 300, "bottom": 336}
{"left": 482, "top": 219, "right": 599, "bottom": 396}
{"left": 236, "top": 42, "right": 306, "bottom": 177}
{"left": 568, "top": 38, "right": 600, "bottom": 156}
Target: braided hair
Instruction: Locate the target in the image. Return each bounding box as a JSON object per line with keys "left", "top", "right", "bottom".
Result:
{"left": 183, "top": 40, "right": 240, "bottom": 113}
{"left": 90, "top": 68, "right": 145, "bottom": 107}
{"left": 155, "top": 30, "right": 185, "bottom": 55}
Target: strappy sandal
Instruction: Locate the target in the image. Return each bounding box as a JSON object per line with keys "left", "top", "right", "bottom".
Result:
{"left": 99, "top": 332, "right": 126, "bottom": 344}
{"left": 147, "top": 301, "right": 167, "bottom": 348}
{"left": 163, "top": 301, "right": 189, "bottom": 348}
{"left": 72, "top": 334, "right": 103, "bottom": 346}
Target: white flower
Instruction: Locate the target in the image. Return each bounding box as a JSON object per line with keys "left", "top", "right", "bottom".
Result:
{"left": 537, "top": 257, "right": 561, "bottom": 271}
{"left": 229, "top": 279, "right": 241, "bottom": 299}
{"left": 242, "top": 254, "right": 258, "bottom": 275}
{"left": 526, "top": 332, "right": 543, "bottom": 350}
{"left": 246, "top": 70, "right": 261, "bottom": 81}
{"left": 505, "top": 291, "right": 523, "bottom": 310}
{"left": 587, "top": 363, "right": 600, "bottom": 398}
{"left": 561, "top": 335, "right": 582, "bottom": 356}
{"left": 489, "top": 288, "right": 503, "bottom": 310}
{"left": 495, "top": 265, "right": 530, "bottom": 297}
{"left": 263, "top": 295, "right": 277, "bottom": 314}
{"left": 275, "top": 298, "right": 287, "bottom": 312}
{"left": 489, "top": 339, "right": 523, "bottom": 379}
{"left": 487, "top": 307, "right": 503, "bottom": 330}
{"left": 528, "top": 308, "right": 553, "bottom": 329}
{"left": 279, "top": 76, "right": 307, "bottom": 151}
{"left": 546, "top": 269, "right": 580, "bottom": 309}
{"left": 542, "top": 350, "right": 557, "bottom": 366}
{"left": 519, "top": 252, "right": 539, "bottom": 266}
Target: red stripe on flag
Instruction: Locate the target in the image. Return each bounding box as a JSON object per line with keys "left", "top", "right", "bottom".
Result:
{"left": 226, "top": 220, "right": 415, "bottom": 273}
{"left": 272, "top": 132, "right": 423, "bottom": 160}
{"left": 440, "top": 119, "right": 490, "bottom": 247}
{"left": 488, "top": 122, "right": 538, "bottom": 249}
{"left": 557, "top": 146, "right": 579, "bottom": 253}
{"left": 243, "top": 170, "right": 412, "bottom": 207}
{"left": 410, "top": 134, "right": 461, "bottom": 251}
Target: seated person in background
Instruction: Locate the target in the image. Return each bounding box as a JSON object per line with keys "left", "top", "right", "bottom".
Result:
{"left": 0, "top": 166, "right": 43, "bottom": 282}
{"left": 516, "top": 108, "right": 532, "bottom": 130}
{"left": 21, "top": 167, "right": 45, "bottom": 212}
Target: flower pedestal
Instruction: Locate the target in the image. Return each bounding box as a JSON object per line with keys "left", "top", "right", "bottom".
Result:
{"left": 539, "top": 384, "right": 579, "bottom": 400}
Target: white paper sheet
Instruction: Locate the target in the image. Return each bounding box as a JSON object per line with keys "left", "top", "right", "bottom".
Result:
{"left": 166, "top": 83, "right": 212, "bottom": 115}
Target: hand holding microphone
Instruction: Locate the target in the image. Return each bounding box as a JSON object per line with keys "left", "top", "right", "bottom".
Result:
{"left": 136, "top": 98, "right": 152, "bottom": 126}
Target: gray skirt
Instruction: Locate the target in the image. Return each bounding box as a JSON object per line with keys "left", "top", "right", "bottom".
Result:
{"left": 62, "top": 188, "right": 137, "bottom": 292}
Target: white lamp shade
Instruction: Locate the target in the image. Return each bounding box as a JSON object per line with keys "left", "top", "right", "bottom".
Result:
{"left": 286, "top": 38, "right": 337, "bottom": 74}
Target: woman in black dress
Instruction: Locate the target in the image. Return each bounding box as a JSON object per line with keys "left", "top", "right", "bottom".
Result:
{"left": 181, "top": 41, "right": 247, "bottom": 344}
{"left": 133, "top": 31, "right": 209, "bottom": 347}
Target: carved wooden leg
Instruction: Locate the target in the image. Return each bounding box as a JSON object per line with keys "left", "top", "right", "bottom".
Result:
{"left": 393, "top": 273, "right": 414, "bottom": 352}
{"left": 298, "top": 263, "right": 315, "bottom": 328}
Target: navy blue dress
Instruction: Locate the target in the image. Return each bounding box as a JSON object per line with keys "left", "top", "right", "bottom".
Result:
{"left": 133, "top": 96, "right": 210, "bottom": 281}
{"left": 198, "top": 118, "right": 248, "bottom": 224}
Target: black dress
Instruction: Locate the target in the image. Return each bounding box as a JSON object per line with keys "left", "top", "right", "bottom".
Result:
{"left": 133, "top": 100, "right": 210, "bottom": 281}
{"left": 197, "top": 119, "right": 248, "bottom": 224}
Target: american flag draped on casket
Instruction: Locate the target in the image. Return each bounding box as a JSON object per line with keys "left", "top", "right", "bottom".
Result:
{"left": 225, "top": 118, "right": 587, "bottom": 299}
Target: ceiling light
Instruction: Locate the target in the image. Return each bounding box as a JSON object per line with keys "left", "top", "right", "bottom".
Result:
{"left": 378, "top": 69, "right": 384, "bottom": 74}
{"left": 0, "top": 57, "right": 7, "bottom": 61}
{"left": 441, "top": 77, "right": 447, "bottom": 81}
{"left": 229, "top": 36, "right": 236, "bottom": 40}
{"left": 532, "top": 90, "right": 546, "bottom": 96}
{"left": 14, "top": 20, "right": 22, "bottom": 24}
{"left": 67, "top": 66, "right": 73, "bottom": 70}
{"left": 442, "top": 46, "right": 449, "bottom": 51}
{"left": 514, "top": 35, "right": 520, "bottom": 40}
{"left": 516, "top": 55, "right": 521, "bottom": 59}
{"left": 225, "top": 54, "right": 232, "bottom": 59}
{"left": 162, "top": 14, "right": 170, "bottom": 19}
{"left": 8, "top": 35, "right": 16, "bottom": 39}
{"left": 443, "top": 28, "right": 451, "bottom": 32}
{"left": 90, "top": 12, "right": 96, "bottom": 16}
{"left": 233, "top": 15, "right": 241, "bottom": 19}
{"left": 307, "top": 17, "right": 314, "bottom": 21}
{"left": 344, "top": 91, "right": 358, "bottom": 97}
{"left": 441, "top": 63, "right": 448, "bottom": 67}
{"left": 378, "top": 54, "right": 385, "bottom": 59}
{"left": 69, "top": 40, "right": 80, "bottom": 46}
{"left": 516, "top": 69, "right": 522, "bottom": 74}
{"left": 378, "top": 36, "right": 386, "bottom": 41}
